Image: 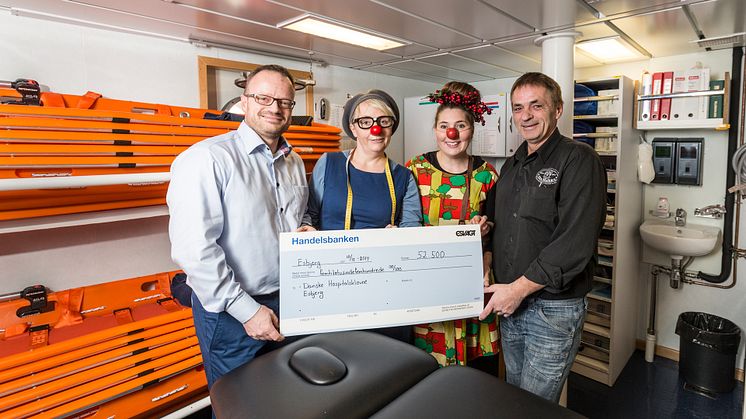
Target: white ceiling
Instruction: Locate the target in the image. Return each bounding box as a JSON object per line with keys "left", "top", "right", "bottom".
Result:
{"left": 2, "top": 0, "right": 744, "bottom": 83}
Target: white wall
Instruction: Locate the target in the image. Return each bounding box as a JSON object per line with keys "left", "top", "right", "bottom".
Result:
{"left": 2, "top": 10, "right": 743, "bottom": 373}
{"left": 0, "top": 11, "right": 437, "bottom": 293}
{"left": 577, "top": 49, "right": 745, "bottom": 371}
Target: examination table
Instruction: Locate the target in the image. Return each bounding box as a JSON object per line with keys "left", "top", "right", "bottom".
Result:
{"left": 211, "top": 331, "right": 584, "bottom": 418}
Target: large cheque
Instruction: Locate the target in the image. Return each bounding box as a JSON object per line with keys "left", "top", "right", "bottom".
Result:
{"left": 279, "top": 225, "right": 483, "bottom": 336}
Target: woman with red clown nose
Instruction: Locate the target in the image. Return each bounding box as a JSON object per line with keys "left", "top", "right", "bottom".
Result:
{"left": 299, "top": 89, "right": 422, "bottom": 342}
{"left": 405, "top": 81, "right": 500, "bottom": 368}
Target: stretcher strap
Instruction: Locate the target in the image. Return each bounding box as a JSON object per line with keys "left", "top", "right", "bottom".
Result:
{"left": 40, "top": 92, "right": 66, "bottom": 108}
{"left": 76, "top": 91, "right": 102, "bottom": 110}
{"left": 52, "top": 288, "right": 84, "bottom": 329}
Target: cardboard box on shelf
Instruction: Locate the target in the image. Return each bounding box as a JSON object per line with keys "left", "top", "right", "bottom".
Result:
{"left": 597, "top": 89, "right": 619, "bottom": 116}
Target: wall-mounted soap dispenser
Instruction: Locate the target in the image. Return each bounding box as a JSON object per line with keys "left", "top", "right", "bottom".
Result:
{"left": 675, "top": 138, "right": 703, "bottom": 185}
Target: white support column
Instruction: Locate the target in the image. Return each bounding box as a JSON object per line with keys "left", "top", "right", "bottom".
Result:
{"left": 534, "top": 31, "right": 581, "bottom": 137}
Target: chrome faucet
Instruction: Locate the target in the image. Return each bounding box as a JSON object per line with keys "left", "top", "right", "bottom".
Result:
{"left": 675, "top": 208, "right": 687, "bottom": 227}
{"left": 694, "top": 204, "right": 726, "bottom": 219}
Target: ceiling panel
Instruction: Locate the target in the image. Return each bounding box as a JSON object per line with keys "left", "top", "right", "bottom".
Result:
{"left": 3, "top": 0, "right": 744, "bottom": 80}
{"left": 371, "top": 0, "right": 533, "bottom": 42}
{"left": 479, "top": 0, "right": 595, "bottom": 31}
{"left": 368, "top": 43, "right": 438, "bottom": 58}
{"left": 494, "top": 37, "right": 543, "bottom": 62}
{"left": 3, "top": 0, "right": 184, "bottom": 36}
{"left": 610, "top": 8, "right": 703, "bottom": 57}
{"left": 301, "top": 51, "right": 372, "bottom": 68}
{"left": 418, "top": 54, "right": 519, "bottom": 79}
{"left": 268, "top": 0, "right": 480, "bottom": 49}
{"left": 588, "top": 0, "right": 706, "bottom": 18}
{"left": 364, "top": 66, "right": 449, "bottom": 84}
{"left": 690, "top": 0, "right": 746, "bottom": 40}
{"left": 574, "top": 22, "right": 619, "bottom": 42}
{"left": 574, "top": 51, "right": 604, "bottom": 69}
{"left": 454, "top": 44, "right": 540, "bottom": 74}
{"left": 387, "top": 61, "right": 493, "bottom": 83}
{"left": 165, "top": 0, "right": 300, "bottom": 26}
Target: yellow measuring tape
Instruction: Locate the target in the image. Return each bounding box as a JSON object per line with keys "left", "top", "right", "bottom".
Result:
{"left": 344, "top": 149, "right": 397, "bottom": 230}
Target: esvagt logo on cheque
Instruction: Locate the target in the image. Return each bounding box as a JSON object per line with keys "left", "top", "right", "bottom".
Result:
{"left": 456, "top": 229, "right": 476, "bottom": 237}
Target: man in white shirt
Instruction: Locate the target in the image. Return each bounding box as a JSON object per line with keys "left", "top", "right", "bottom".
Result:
{"left": 167, "top": 64, "right": 308, "bottom": 389}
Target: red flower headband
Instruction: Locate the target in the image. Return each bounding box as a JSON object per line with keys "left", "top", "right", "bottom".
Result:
{"left": 427, "top": 89, "right": 492, "bottom": 125}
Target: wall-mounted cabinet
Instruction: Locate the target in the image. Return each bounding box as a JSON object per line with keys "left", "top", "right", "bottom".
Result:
{"left": 571, "top": 76, "right": 643, "bottom": 386}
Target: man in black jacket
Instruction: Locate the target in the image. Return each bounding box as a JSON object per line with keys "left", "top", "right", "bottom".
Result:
{"left": 481, "top": 72, "right": 606, "bottom": 402}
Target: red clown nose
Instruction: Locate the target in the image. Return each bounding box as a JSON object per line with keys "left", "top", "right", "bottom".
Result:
{"left": 446, "top": 127, "right": 459, "bottom": 140}
{"left": 369, "top": 125, "right": 382, "bottom": 135}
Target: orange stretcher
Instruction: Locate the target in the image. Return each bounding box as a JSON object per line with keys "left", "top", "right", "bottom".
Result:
{"left": 0, "top": 143, "right": 189, "bottom": 155}
{"left": 1, "top": 182, "right": 168, "bottom": 200}
{"left": 0, "top": 189, "right": 167, "bottom": 212}
{"left": 0, "top": 88, "right": 341, "bottom": 221}
{"left": 0, "top": 166, "right": 171, "bottom": 179}
{"left": 0, "top": 117, "right": 232, "bottom": 137}
{"left": 0, "top": 130, "right": 211, "bottom": 146}
{"left": 40, "top": 90, "right": 213, "bottom": 118}
{"left": 0, "top": 130, "right": 339, "bottom": 147}
{"left": 0, "top": 102, "right": 239, "bottom": 129}
{"left": 0, "top": 271, "right": 207, "bottom": 418}
{"left": 0, "top": 198, "right": 166, "bottom": 221}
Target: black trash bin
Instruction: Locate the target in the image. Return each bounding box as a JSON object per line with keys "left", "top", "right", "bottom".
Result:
{"left": 675, "top": 311, "right": 741, "bottom": 393}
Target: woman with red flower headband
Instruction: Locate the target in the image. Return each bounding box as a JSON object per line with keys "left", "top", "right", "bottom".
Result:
{"left": 405, "top": 81, "right": 500, "bottom": 368}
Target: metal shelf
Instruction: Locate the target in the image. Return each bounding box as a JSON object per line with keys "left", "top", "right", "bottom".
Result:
{"left": 574, "top": 95, "right": 619, "bottom": 102}
{"left": 0, "top": 205, "right": 169, "bottom": 234}
{"left": 636, "top": 118, "right": 729, "bottom": 130}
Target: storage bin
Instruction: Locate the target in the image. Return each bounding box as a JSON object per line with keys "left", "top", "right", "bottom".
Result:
{"left": 574, "top": 84, "right": 597, "bottom": 115}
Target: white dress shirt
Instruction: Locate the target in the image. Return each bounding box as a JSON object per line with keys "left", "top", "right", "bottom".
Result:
{"left": 167, "top": 121, "right": 308, "bottom": 324}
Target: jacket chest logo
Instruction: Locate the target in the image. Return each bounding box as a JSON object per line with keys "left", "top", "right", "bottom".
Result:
{"left": 535, "top": 168, "right": 559, "bottom": 187}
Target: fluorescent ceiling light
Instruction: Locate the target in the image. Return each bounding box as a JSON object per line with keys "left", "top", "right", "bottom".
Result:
{"left": 576, "top": 36, "right": 646, "bottom": 63}
{"left": 278, "top": 15, "right": 405, "bottom": 51}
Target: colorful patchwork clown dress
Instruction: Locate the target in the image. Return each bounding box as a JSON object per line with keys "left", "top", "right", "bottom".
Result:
{"left": 405, "top": 151, "right": 500, "bottom": 366}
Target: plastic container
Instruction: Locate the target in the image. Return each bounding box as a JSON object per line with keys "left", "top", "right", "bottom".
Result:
{"left": 656, "top": 197, "right": 669, "bottom": 217}
{"left": 675, "top": 312, "right": 741, "bottom": 393}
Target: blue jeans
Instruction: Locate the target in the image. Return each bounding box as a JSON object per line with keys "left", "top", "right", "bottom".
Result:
{"left": 192, "top": 292, "right": 289, "bottom": 389}
{"left": 500, "top": 296, "right": 587, "bottom": 402}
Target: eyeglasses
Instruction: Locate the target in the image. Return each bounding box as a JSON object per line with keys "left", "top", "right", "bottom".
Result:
{"left": 435, "top": 121, "right": 472, "bottom": 132}
{"left": 352, "top": 116, "right": 396, "bottom": 129}
{"left": 244, "top": 93, "right": 296, "bottom": 109}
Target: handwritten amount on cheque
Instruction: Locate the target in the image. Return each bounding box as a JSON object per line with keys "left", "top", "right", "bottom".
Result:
{"left": 290, "top": 251, "right": 471, "bottom": 300}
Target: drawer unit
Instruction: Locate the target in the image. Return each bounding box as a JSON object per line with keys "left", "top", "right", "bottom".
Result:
{"left": 587, "top": 298, "right": 612, "bottom": 317}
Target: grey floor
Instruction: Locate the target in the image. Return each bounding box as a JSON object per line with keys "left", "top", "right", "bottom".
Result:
{"left": 568, "top": 350, "right": 744, "bottom": 419}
